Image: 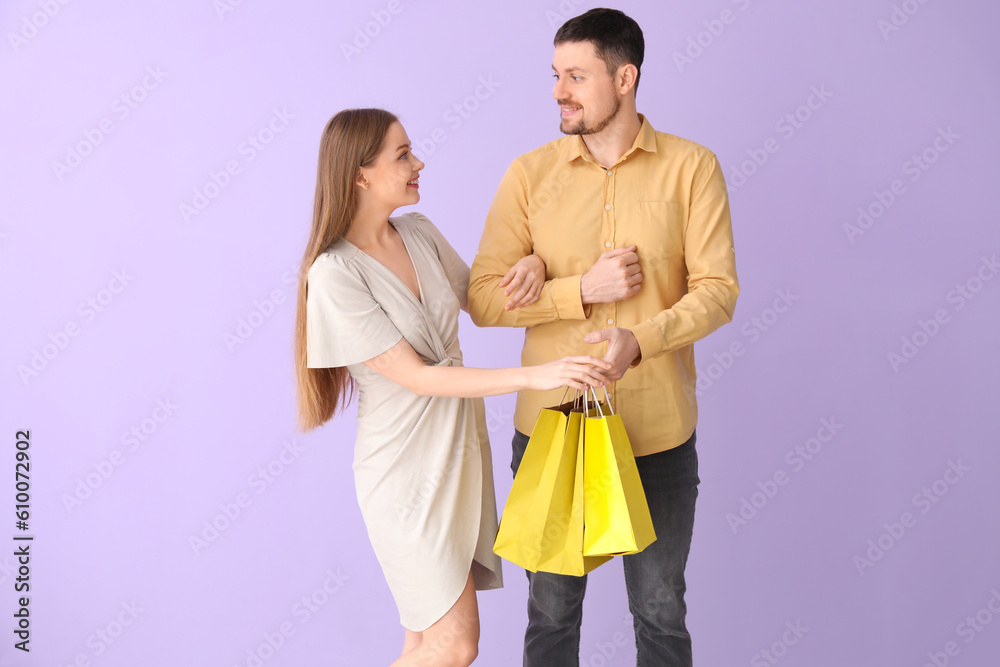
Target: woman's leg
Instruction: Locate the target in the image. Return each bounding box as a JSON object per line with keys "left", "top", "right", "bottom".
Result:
{"left": 391, "top": 570, "right": 480, "bottom": 667}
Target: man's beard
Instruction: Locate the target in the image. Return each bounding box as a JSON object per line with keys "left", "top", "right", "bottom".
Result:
{"left": 559, "top": 96, "right": 622, "bottom": 135}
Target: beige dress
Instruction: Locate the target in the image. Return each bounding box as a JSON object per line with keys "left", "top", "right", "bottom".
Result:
{"left": 305, "top": 211, "right": 502, "bottom": 631}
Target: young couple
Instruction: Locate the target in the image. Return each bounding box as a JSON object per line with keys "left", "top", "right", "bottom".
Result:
{"left": 293, "top": 8, "right": 739, "bottom": 667}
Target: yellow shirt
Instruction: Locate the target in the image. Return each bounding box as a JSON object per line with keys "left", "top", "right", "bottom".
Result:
{"left": 468, "top": 115, "right": 739, "bottom": 456}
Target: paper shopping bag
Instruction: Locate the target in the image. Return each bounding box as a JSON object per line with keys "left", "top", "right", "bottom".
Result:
{"left": 582, "top": 389, "right": 657, "bottom": 557}
{"left": 494, "top": 395, "right": 611, "bottom": 576}
{"left": 535, "top": 406, "right": 612, "bottom": 576}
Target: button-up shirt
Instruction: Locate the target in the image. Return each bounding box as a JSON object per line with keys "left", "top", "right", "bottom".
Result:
{"left": 468, "top": 114, "right": 739, "bottom": 455}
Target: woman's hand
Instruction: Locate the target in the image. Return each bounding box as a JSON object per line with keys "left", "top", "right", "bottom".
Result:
{"left": 526, "top": 356, "right": 612, "bottom": 392}
{"left": 499, "top": 254, "right": 546, "bottom": 311}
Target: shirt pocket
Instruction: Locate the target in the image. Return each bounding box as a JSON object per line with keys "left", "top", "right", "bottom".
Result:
{"left": 633, "top": 201, "right": 685, "bottom": 272}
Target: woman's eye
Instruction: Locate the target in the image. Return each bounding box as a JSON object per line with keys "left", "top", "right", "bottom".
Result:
{"left": 399, "top": 152, "right": 408, "bottom": 159}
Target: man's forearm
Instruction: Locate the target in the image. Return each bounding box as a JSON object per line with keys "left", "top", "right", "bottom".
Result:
{"left": 467, "top": 270, "right": 587, "bottom": 327}
{"left": 630, "top": 277, "right": 739, "bottom": 363}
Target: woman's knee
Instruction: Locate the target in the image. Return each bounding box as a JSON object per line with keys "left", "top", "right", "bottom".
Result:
{"left": 417, "top": 637, "right": 478, "bottom": 667}
{"left": 450, "top": 639, "right": 478, "bottom": 666}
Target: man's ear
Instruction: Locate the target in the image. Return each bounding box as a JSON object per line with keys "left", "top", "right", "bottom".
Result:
{"left": 617, "top": 64, "right": 638, "bottom": 95}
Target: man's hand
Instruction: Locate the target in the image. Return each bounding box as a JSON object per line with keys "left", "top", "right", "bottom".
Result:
{"left": 580, "top": 245, "right": 642, "bottom": 305}
{"left": 584, "top": 327, "right": 641, "bottom": 382}
{"left": 499, "top": 254, "right": 546, "bottom": 311}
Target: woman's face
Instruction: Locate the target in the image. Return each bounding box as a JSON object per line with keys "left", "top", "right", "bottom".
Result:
{"left": 358, "top": 121, "right": 424, "bottom": 211}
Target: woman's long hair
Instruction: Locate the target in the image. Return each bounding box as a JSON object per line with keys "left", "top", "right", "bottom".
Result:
{"left": 294, "top": 108, "right": 398, "bottom": 432}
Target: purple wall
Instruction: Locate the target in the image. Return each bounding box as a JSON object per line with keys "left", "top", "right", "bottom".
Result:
{"left": 3, "top": 0, "right": 999, "bottom": 665}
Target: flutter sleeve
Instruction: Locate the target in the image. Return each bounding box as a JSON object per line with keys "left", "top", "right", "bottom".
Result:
{"left": 305, "top": 252, "right": 404, "bottom": 368}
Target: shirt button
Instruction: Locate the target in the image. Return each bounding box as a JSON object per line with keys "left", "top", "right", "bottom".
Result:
{"left": 604, "top": 204, "right": 612, "bottom": 210}
{"left": 607, "top": 319, "right": 614, "bottom": 325}
{"left": 607, "top": 171, "right": 614, "bottom": 177}
{"left": 605, "top": 242, "right": 612, "bottom": 248}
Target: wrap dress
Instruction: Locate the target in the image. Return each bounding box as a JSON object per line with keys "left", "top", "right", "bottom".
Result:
{"left": 305, "top": 211, "right": 503, "bottom": 631}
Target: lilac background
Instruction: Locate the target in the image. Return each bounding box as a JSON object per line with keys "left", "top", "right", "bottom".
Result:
{"left": 3, "top": 0, "right": 999, "bottom": 665}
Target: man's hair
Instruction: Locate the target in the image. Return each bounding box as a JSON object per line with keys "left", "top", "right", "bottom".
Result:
{"left": 554, "top": 8, "right": 644, "bottom": 93}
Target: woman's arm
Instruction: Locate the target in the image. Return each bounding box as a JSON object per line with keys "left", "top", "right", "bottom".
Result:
{"left": 362, "top": 338, "right": 610, "bottom": 398}
{"left": 498, "top": 253, "right": 546, "bottom": 312}
{"left": 460, "top": 253, "right": 546, "bottom": 315}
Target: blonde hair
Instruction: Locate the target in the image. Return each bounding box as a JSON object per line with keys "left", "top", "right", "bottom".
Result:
{"left": 294, "top": 108, "right": 398, "bottom": 431}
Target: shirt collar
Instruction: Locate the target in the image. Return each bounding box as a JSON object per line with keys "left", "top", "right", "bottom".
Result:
{"left": 563, "top": 113, "right": 657, "bottom": 163}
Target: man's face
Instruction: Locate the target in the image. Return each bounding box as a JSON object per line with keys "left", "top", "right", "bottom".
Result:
{"left": 552, "top": 40, "right": 621, "bottom": 136}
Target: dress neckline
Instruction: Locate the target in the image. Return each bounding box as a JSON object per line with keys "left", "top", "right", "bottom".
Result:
{"left": 342, "top": 217, "right": 425, "bottom": 307}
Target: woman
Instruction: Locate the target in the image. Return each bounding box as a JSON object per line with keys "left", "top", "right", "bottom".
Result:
{"left": 293, "top": 108, "right": 609, "bottom": 667}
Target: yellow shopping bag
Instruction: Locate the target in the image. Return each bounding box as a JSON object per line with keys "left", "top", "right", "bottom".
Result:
{"left": 582, "top": 388, "right": 657, "bottom": 557}
{"left": 494, "top": 393, "right": 611, "bottom": 576}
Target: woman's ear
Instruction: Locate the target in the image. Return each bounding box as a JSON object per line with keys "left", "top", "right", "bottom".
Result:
{"left": 356, "top": 168, "right": 369, "bottom": 190}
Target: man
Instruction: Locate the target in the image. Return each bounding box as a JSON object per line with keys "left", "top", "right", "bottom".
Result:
{"left": 467, "top": 8, "right": 739, "bottom": 666}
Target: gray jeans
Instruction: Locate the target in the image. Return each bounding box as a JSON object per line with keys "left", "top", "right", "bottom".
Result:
{"left": 511, "top": 428, "right": 700, "bottom": 667}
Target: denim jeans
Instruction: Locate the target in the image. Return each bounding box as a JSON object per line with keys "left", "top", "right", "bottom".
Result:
{"left": 511, "top": 428, "right": 700, "bottom": 667}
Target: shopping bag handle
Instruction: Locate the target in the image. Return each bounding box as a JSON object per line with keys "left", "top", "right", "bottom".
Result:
{"left": 601, "top": 386, "right": 613, "bottom": 414}
{"left": 559, "top": 387, "right": 586, "bottom": 412}
{"left": 583, "top": 386, "right": 614, "bottom": 417}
